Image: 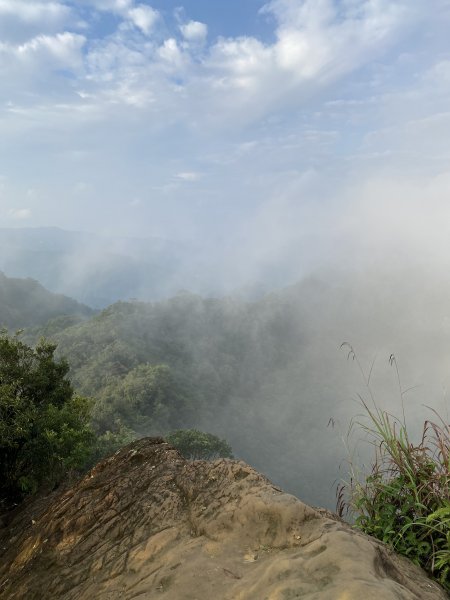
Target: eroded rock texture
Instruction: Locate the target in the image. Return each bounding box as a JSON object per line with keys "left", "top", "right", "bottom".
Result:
{"left": 0, "top": 438, "right": 447, "bottom": 599}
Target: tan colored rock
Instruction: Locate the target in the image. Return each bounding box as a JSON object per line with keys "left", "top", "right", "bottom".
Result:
{"left": 0, "top": 438, "right": 447, "bottom": 599}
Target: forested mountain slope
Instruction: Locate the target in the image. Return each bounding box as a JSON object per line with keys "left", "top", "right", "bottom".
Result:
{"left": 0, "top": 271, "right": 93, "bottom": 331}
{"left": 30, "top": 291, "right": 303, "bottom": 435}
{"left": 26, "top": 268, "right": 450, "bottom": 509}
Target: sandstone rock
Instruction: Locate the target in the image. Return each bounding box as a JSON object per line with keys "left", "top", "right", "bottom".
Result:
{"left": 0, "top": 438, "right": 447, "bottom": 599}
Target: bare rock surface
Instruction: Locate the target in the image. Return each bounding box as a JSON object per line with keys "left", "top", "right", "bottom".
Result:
{"left": 0, "top": 438, "right": 447, "bottom": 599}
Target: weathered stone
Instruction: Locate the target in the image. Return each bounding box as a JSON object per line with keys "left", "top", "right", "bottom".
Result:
{"left": 0, "top": 438, "right": 447, "bottom": 599}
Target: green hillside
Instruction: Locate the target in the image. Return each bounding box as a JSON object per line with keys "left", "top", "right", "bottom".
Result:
{"left": 22, "top": 269, "right": 450, "bottom": 509}
{"left": 0, "top": 271, "right": 93, "bottom": 331}
{"left": 24, "top": 280, "right": 340, "bottom": 506}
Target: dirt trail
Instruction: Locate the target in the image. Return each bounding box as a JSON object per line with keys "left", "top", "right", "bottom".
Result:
{"left": 0, "top": 438, "right": 447, "bottom": 599}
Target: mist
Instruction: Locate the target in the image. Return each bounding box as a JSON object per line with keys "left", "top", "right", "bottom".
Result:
{"left": 2, "top": 154, "right": 450, "bottom": 510}
{"left": 1, "top": 0, "right": 450, "bottom": 511}
{"left": 4, "top": 256, "right": 444, "bottom": 510}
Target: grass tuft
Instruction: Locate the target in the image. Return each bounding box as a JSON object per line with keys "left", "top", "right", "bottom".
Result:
{"left": 337, "top": 343, "right": 450, "bottom": 592}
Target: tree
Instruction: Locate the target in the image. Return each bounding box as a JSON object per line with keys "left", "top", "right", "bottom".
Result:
{"left": 92, "top": 363, "right": 189, "bottom": 436}
{"left": 0, "top": 331, "right": 95, "bottom": 505}
{"left": 166, "top": 429, "right": 233, "bottom": 460}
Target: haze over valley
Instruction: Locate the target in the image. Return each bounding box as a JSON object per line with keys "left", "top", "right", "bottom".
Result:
{"left": 1, "top": 0, "right": 450, "bottom": 517}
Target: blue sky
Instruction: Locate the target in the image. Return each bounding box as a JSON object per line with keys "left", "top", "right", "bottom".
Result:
{"left": 1, "top": 0, "right": 450, "bottom": 281}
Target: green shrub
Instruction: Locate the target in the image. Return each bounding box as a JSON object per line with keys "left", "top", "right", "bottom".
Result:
{"left": 89, "top": 425, "right": 137, "bottom": 466}
{"left": 166, "top": 429, "right": 233, "bottom": 460}
{"left": 338, "top": 344, "right": 450, "bottom": 591}
{"left": 0, "top": 331, "right": 96, "bottom": 504}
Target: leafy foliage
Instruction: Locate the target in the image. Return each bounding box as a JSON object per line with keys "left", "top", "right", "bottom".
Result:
{"left": 0, "top": 331, "right": 95, "bottom": 504}
{"left": 166, "top": 429, "right": 233, "bottom": 460}
{"left": 338, "top": 344, "right": 450, "bottom": 592}
{"left": 92, "top": 363, "right": 187, "bottom": 435}
{"left": 25, "top": 294, "right": 302, "bottom": 441}
{"left": 88, "top": 425, "right": 136, "bottom": 467}
{"left": 22, "top": 283, "right": 344, "bottom": 506}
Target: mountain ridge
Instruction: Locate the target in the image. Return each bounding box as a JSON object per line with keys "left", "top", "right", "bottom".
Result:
{"left": 0, "top": 271, "right": 93, "bottom": 331}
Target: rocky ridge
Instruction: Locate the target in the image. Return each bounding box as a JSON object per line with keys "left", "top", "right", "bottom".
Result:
{"left": 0, "top": 438, "right": 447, "bottom": 599}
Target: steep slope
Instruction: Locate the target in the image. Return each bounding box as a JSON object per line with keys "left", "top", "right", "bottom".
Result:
{"left": 0, "top": 271, "right": 93, "bottom": 330}
{"left": 0, "top": 438, "right": 446, "bottom": 599}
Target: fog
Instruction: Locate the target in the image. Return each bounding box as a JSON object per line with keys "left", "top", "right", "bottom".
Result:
{"left": 2, "top": 160, "right": 450, "bottom": 509}
{"left": 1, "top": 0, "right": 450, "bottom": 510}
{"left": 2, "top": 166, "right": 450, "bottom": 509}
{"left": 183, "top": 262, "right": 449, "bottom": 509}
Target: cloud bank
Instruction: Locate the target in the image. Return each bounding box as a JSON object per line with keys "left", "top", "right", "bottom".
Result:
{"left": 0, "top": 0, "right": 450, "bottom": 290}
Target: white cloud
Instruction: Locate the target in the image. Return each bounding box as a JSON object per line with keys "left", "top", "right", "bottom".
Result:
{"left": 206, "top": 0, "right": 411, "bottom": 101}
{"left": 81, "top": 0, "right": 159, "bottom": 35}
{"left": 225, "top": 162, "right": 450, "bottom": 289}
{"left": 74, "top": 181, "right": 93, "bottom": 194}
{"left": 180, "top": 20, "right": 208, "bottom": 42}
{"left": 158, "top": 38, "right": 184, "bottom": 68}
{"left": 149, "top": 0, "right": 411, "bottom": 131}
{"left": 23, "top": 32, "right": 85, "bottom": 66}
{"left": 1, "top": 0, "right": 450, "bottom": 253}
{"left": 127, "top": 5, "right": 158, "bottom": 35}
{"left": 339, "top": 170, "right": 450, "bottom": 271}
{"left": 262, "top": 0, "right": 408, "bottom": 30}
{"left": 8, "top": 207, "right": 31, "bottom": 219}
{"left": 209, "top": 37, "right": 269, "bottom": 77}
{"left": 0, "top": 0, "right": 76, "bottom": 43}
{"left": 425, "top": 59, "right": 450, "bottom": 85}
{"left": 0, "top": 0, "right": 423, "bottom": 130}
{"left": 81, "top": 0, "right": 132, "bottom": 11}
{"left": 0, "top": 32, "right": 86, "bottom": 75}
{"left": 175, "top": 172, "right": 202, "bottom": 182}
{"left": 0, "top": 0, "right": 71, "bottom": 23}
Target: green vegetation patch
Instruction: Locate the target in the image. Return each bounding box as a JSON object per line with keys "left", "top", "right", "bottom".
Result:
{"left": 166, "top": 429, "right": 233, "bottom": 461}
{"left": 339, "top": 344, "right": 450, "bottom": 592}
{"left": 0, "top": 330, "right": 95, "bottom": 504}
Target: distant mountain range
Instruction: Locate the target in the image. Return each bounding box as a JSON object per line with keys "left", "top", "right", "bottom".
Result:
{"left": 0, "top": 227, "right": 299, "bottom": 307}
{"left": 0, "top": 271, "right": 93, "bottom": 331}
{"left": 0, "top": 227, "right": 207, "bottom": 308}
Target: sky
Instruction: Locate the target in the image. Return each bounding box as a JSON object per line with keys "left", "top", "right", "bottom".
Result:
{"left": 1, "top": 0, "right": 450, "bottom": 282}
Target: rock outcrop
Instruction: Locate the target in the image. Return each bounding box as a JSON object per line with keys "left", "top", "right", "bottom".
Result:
{"left": 0, "top": 438, "right": 447, "bottom": 599}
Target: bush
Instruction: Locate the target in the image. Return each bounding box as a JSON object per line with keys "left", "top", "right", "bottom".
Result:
{"left": 0, "top": 331, "right": 96, "bottom": 504}
{"left": 166, "top": 429, "right": 233, "bottom": 460}
{"left": 338, "top": 344, "right": 450, "bottom": 591}
{"left": 89, "top": 425, "right": 136, "bottom": 466}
